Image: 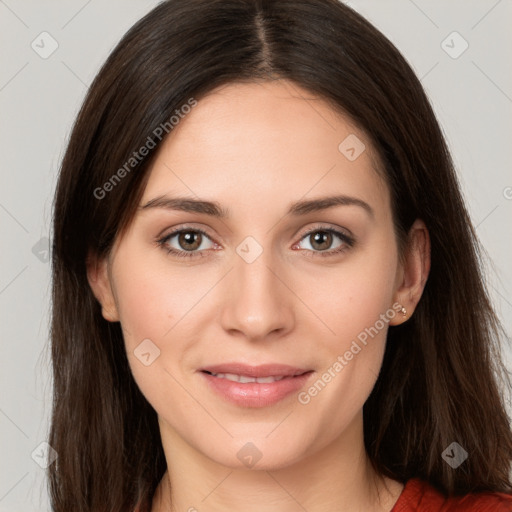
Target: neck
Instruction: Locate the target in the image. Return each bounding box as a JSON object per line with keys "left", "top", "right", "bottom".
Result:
{"left": 151, "top": 414, "right": 403, "bottom": 512}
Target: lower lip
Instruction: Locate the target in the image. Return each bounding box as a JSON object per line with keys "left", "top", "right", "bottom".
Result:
{"left": 200, "top": 371, "right": 313, "bottom": 408}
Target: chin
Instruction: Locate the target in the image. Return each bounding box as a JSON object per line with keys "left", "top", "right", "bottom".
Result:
{"left": 197, "top": 434, "right": 311, "bottom": 472}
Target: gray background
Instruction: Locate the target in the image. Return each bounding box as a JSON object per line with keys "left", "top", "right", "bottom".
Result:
{"left": 1, "top": 0, "right": 511, "bottom": 509}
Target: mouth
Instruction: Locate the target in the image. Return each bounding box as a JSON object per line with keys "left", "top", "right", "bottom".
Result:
{"left": 199, "top": 363, "right": 314, "bottom": 407}
{"left": 202, "top": 371, "right": 292, "bottom": 383}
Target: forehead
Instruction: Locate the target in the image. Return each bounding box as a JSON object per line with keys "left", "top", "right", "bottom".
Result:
{"left": 141, "top": 79, "right": 389, "bottom": 220}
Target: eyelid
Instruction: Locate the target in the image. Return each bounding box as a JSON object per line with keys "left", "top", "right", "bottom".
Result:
{"left": 157, "top": 224, "right": 219, "bottom": 248}
{"left": 295, "top": 222, "right": 354, "bottom": 241}
{"left": 157, "top": 222, "right": 215, "bottom": 239}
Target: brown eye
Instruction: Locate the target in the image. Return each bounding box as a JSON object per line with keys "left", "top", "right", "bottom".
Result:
{"left": 158, "top": 227, "right": 216, "bottom": 258}
{"left": 177, "top": 231, "right": 202, "bottom": 251}
{"left": 309, "top": 231, "right": 333, "bottom": 251}
{"left": 294, "top": 227, "right": 355, "bottom": 258}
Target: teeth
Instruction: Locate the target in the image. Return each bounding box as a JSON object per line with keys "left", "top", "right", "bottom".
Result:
{"left": 209, "top": 372, "right": 286, "bottom": 383}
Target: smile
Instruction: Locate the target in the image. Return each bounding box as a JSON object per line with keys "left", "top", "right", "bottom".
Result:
{"left": 199, "top": 364, "right": 314, "bottom": 407}
{"left": 203, "top": 371, "right": 288, "bottom": 383}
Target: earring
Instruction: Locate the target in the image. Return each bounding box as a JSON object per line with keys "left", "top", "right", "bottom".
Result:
{"left": 400, "top": 306, "right": 407, "bottom": 317}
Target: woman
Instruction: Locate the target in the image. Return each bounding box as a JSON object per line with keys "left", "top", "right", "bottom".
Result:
{"left": 49, "top": 0, "right": 512, "bottom": 510}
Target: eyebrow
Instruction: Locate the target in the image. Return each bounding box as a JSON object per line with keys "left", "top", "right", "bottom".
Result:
{"left": 140, "top": 194, "right": 374, "bottom": 219}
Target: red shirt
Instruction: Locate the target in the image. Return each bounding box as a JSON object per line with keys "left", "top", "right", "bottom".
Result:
{"left": 392, "top": 478, "right": 512, "bottom": 511}
{"left": 135, "top": 478, "right": 512, "bottom": 511}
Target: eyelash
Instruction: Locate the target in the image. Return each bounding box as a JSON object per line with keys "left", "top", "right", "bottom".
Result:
{"left": 156, "top": 224, "right": 355, "bottom": 260}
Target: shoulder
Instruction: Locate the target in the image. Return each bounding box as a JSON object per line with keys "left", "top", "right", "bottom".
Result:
{"left": 392, "top": 478, "right": 512, "bottom": 512}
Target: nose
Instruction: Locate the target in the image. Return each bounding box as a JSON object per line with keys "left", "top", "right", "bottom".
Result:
{"left": 219, "top": 244, "right": 295, "bottom": 342}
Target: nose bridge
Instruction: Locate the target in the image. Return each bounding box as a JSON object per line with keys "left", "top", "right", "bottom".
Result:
{"left": 220, "top": 236, "right": 293, "bottom": 339}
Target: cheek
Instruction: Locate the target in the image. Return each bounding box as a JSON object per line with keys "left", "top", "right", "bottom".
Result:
{"left": 300, "top": 237, "right": 398, "bottom": 350}
{"left": 296, "top": 236, "right": 398, "bottom": 411}
{"left": 297, "top": 269, "right": 396, "bottom": 444}
{"left": 116, "top": 272, "right": 173, "bottom": 346}
{"left": 113, "top": 277, "right": 192, "bottom": 420}
{"left": 109, "top": 248, "right": 187, "bottom": 389}
{"left": 112, "top": 244, "right": 199, "bottom": 346}
{"left": 110, "top": 243, "right": 226, "bottom": 407}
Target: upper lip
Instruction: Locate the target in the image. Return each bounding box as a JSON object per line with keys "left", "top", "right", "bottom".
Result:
{"left": 200, "top": 363, "right": 311, "bottom": 378}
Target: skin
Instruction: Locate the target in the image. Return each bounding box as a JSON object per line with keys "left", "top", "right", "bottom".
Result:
{"left": 88, "top": 79, "right": 430, "bottom": 511}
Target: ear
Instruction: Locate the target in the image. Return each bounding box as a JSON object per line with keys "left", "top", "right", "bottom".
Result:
{"left": 389, "top": 219, "right": 431, "bottom": 326}
{"left": 86, "top": 250, "right": 120, "bottom": 322}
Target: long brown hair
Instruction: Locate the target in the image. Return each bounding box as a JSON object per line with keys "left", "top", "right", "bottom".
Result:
{"left": 49, "top": 0, "right": 512, "bottom": 510}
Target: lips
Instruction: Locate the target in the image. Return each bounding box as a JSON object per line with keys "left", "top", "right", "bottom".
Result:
{"left": 199, "top": 363, "right": 313, "bottom": 407}
{"left": 204, "top": 372, "right": 286, "bottom": 384}
{"left": 200, "top": 363, "right": 310, "bottom": 378}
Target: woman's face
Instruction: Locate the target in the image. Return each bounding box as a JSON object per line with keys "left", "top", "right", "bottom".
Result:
{"left": 91, "top": 79, "right": 411, "bottom": 470}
